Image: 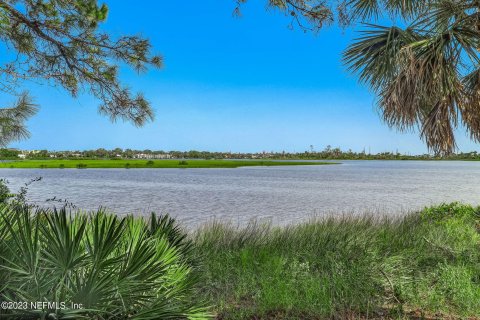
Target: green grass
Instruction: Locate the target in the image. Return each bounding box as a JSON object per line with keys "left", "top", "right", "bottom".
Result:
{"left": 194, "top": 203, "right": 480, "bottom": 319}
{"left": 2, "top": 196, "right": 477, "bottom": 319}
{"left": 0, "top": 159, "right": 335, "bottom": 169}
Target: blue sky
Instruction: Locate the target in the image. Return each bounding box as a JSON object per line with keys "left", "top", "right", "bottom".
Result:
{"left": 7, "top": 1, "right": 480, "bottom": 153}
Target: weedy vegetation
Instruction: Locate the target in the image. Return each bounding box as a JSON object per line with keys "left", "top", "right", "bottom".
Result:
{"left": 0, "top": 178, "right": 478, "bottom": 319}
{"left": 195, "top": 203, "right": 480, "bottom": 319}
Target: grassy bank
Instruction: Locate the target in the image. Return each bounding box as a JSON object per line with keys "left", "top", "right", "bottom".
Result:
{"left": 1, "top": 202, "right": 479, "bottom": 319}
{"left": 194, "top": 203, "right": 480, "bottom": 319}
{"left": 0, "top": 159, "right": 334, "bottom": 169}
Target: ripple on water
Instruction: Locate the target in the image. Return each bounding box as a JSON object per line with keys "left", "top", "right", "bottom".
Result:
{"left": 1, "top": 160, "right": 480, "bottom": 228}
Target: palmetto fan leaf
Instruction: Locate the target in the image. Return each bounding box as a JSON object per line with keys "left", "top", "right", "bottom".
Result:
{"left": 344, "top": 25, "right": 422, "bottom": 91}
{"left": 0, "top": 204, "right": 211, "bottom": 320}
{"left": 344, "top": 0, "right": 480, "bottom": 154}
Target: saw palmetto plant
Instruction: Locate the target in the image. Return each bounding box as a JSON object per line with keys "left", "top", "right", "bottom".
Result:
{"left": 0, "top": 204, "right": 210, "bottom": 319}
{"left": 343, "top": 0, "right": 480, "bottom": 155}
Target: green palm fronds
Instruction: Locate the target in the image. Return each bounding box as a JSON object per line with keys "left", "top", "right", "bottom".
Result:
{"left": 344, "top": 0, "right": 480, "bottom": 154}
{"left": 0, "top": 204, "right": 211, "bottom": 319}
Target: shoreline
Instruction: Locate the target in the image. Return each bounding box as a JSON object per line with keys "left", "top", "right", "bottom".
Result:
{"left": 0, "top": 159, "right": 336, "bottom": 169}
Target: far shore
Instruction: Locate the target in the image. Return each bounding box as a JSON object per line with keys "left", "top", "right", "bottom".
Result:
{"left": 0, "top": 159, "right": 336, "bottom": 169}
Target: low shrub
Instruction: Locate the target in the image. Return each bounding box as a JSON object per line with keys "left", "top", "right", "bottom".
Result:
{"left": 76, "top": 163, "right": 87, "bottom": 169}
{"left": 0, "top": 204, "right": 210, "bottom": 319}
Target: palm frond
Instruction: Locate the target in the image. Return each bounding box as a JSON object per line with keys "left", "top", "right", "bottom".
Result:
{"left": 344, "top": 25, "right": 421, "bottom": 91}
{"left": 345, "top": 4, "right": 476, "bottom": 155}
{"left": 460, "top": 68, "right": 480, "bottom": 143}
{"left": 0, "top": 204, "right": 211, "bottom": 319}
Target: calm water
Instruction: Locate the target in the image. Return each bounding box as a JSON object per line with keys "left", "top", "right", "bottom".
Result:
{"left": 1, "top": 160, "right": 479, "bottom": 227}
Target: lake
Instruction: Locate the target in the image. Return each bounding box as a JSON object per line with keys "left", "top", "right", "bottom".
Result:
{"left": 1, "top": 160, "right": 479, "bottom": 227}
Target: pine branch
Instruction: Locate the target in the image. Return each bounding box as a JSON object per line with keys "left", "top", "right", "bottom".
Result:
{"left": 0, "top": 93, "right": 38, "bottom": 147}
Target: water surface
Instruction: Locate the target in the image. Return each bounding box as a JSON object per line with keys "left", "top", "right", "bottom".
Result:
{"left": 1, "top": 160, "right": 479, "bottom": 227}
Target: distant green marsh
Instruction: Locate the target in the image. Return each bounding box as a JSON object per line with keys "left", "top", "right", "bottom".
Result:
{"left": 0, "top": 159, "right": 335, "bottom": 169}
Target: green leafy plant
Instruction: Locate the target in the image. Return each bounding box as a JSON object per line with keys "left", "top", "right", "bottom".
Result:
{"left": 0, "top": 204, "right": 210, "bottom": 319}
{"left": 0, "top": 180, "right": 11, "bottom": 203}
{"left": 342, "top": 0, "right": 480, "bottom": 154}
{"left": 196, "top": 204, "right": 480, "bottom": 318}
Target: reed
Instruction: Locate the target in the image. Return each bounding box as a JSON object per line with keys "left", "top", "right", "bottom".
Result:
{"left": 194, "top": 203, "right": 480, "bottom": 319}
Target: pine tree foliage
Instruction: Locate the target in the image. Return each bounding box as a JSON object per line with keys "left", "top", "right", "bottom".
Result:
{"left": 3, "top": 0, "right": 478, "bottom": 153}
{"left": 234, "top": 0, "right": 343, "bottom": 32}
{"left": 0, "top": 0, "right": 162, "bottom": 145}
{"left": 0, "top": 93, "right": 37, "bottom": 147}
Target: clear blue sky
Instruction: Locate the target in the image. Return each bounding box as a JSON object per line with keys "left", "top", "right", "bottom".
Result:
{"left": 7, "top": 1, "right": 480, "bottom": 153}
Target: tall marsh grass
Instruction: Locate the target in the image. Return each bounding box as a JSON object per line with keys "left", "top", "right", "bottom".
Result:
{"left": 195, "top": 203, "right": 480, "bottom": 319}
{"left": 1, "top": 197, "right": 478, "bottom": 319}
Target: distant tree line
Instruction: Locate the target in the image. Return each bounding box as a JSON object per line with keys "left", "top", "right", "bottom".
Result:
{"left": 2, "top": 147, "right": 480, "bottom": 161}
